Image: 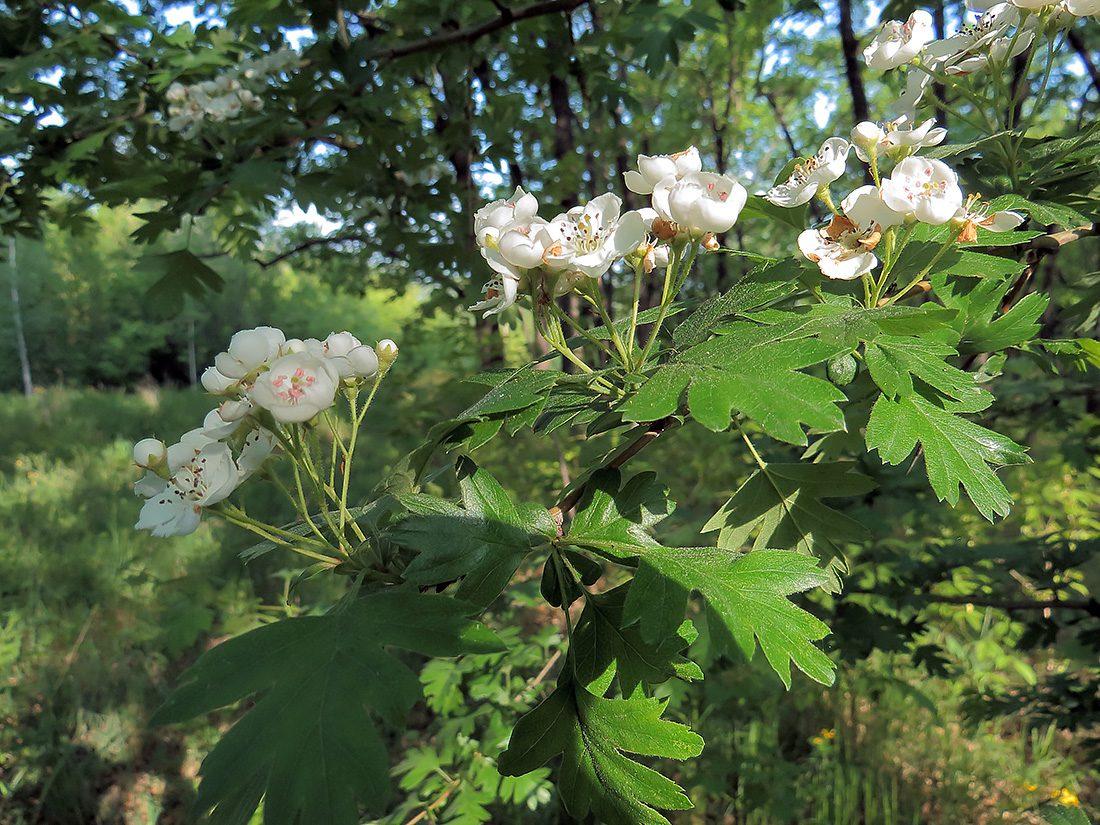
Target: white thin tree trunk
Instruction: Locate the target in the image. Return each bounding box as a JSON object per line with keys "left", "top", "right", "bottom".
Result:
{"left": 8, "top": 238, "right": 32, "bottom": 397}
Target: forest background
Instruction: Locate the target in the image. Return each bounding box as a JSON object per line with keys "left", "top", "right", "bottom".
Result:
{"left": 1, "top": 0, "right": 1099, "bottom": 823}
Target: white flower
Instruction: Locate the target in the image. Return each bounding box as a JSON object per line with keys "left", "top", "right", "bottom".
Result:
{"left": 1065, "top": 0, "right": 1100, "bottom": 13}
{"left": 213, "top": 326, "right": 286, "bottom": 379}
{"left": 318, "top": 332, "right": 380, "bottom": 380}
{"left": 133, "top": 438, "right": 166, "bottom": 469}
{"left": 201, "top": 366, "right": 236, "bottom": 396}
{"left": 1009, "top": 0, "right": 1051, "bottom": 8}
{"left": 624, "top": 147, "right": 702, "bottom": 195}
{"left": 927, "top": 4, "right": 1035, "bottom": 75}
{"left": 765, "top": 138, "right": 851, "bottom": 207}
{"left": 135, "top": 442, "right": 240, "bottom": 537}
{"left": 798, "top": 186, "right": 900, "bottom": 280}
{"left": 237, "top": 428, "right": 277, "bottom": 481}
{"left": 953, "top": 202, "right": 1025, "bottom": 241}
{"left": 842, "top": 185, "right": 907, "bottom": 231}
{"left": 474, "top": 187, "right": 540, "bottom": 246}
{"left": 652, "top": 171, "right": 748, "bottom": 235}
{"left": 541, "top": 194, "right": 649, "bottom": 279}
{"left": 470, "top": 273, "right": 521, "bottom": 317}
{"left": 249, "top": 352, "right": 340, "bottom": 423}
{"left": 863, "top": 11, "right": 936, "bottom": 70}
{"left": 853, "top": 116, "right": 947, "bottom": 162}
{"left": 880, "top": 157, "right": 964, "bottom": 225}
{"left": 798, "top": 216, "right": 882, "bottom": 280}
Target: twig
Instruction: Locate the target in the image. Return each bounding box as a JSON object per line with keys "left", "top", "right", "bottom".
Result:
{"left": 550, "top": 415, "right": 678, "bottom": 521}
{"left": 255, "top": 234, "right": 367, "bottom": 268}
{"left": 373, "top": 0, "right": 588, "bottom": 64}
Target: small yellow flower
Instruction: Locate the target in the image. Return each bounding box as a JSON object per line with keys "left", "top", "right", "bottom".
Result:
{"left": 811, "top": 737, "right": 824, "bottom": 746}
{"left": 1058, "top": 789, "right": 1079, "bottom": 807}
{"left": 1024, "top": 783, "right": 1037, "bottom": 792}
{"left": 822, "top": 729, "right": 836, "bottom": 740}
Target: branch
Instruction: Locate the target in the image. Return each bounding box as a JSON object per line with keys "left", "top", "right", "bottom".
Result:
{"left": 255, "top": 234, "right": 368, "bottom": 268}
{"left": 372, "top": 0, "right": 589, "bottom": 64}
{"left": 550, "top": 415, "right": 679, "bottom": 522}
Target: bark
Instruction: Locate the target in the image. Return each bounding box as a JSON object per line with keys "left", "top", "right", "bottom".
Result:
{"left": 836, "top": 0, "right": 870, "bottom": 125}
{"left": 8, "top": 238, "right": 32, "bottom": 397}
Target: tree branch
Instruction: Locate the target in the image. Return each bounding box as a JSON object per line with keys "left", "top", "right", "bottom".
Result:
{"left": 255, "top": 234, "right": 367, "bottom": 268}
{"left": 373, "top": 0, "right": 589, "bottom": 64}
{"left": 550, "top": 415, "right": 679, "bottom": 524}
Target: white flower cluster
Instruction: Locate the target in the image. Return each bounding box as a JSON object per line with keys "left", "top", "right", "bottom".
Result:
{"left": 471, "top": 147, "right": 748, "bottom": 318}
{"left": 863, "top": 2, "right": 1097, "bottom": 118}
{"left": 132, "top": 407, "right": 276, "bottom": 537}
{"left": 166, "top": 47, "right": 299, "bottom": 138}
{"left": 765, "top": 126, "right": 1022, "bottom": 280}
{"left": 134, "top": 326, "right": 394, "bottom": 536}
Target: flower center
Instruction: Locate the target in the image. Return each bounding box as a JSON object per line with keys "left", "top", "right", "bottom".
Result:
{"left": 270, "top": 367, "right": 317, "bottom": 403}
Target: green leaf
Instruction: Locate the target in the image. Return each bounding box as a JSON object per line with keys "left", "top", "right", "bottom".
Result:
{"left": 1038, "top": 803, "right": 1092, "bottom": 825}
{"left": 864, "top": 394, "right": 1030, "bottom": 520}
{"left": 393, "top": 458, "right": 551, "bottom": 605}
{"left": 151, "top": 589, "right": 503, "bottom": 825}
{"left": 702, "top": 461, "right": 875, "bottom": 583}
{"left": 960, "top": 292, "right": 1048, "bottom": 354}
{"left": 870, "top": 305, "right": 958, "bottom": 335}
{"left": 623, "top": 548, "right": 835, "bottom": 688}
{"left": 460, "top": 368, "right": 564, "bottom": 417}
{"left": 498, "top": 676, "right": 703, "bottom": 825}
{"left": 673, "top": 258, "right": 802, "bottom": 347}
{"left": 139, "top": 249, "right": 225, "bottom": 314}
{"left": 572, "top": 584, "right": 702, "bottom": 694}
{"left": 944, "top": 250, "right": 1027, "bottom": 279}
{"left": 621, "top": 320, "right": 847, "bottom": 444}
{"left": 864, "top": 335, "right": 990, "bottom": 407}
{"left": 565, "top": 469, "right": 673, "bottom": 558}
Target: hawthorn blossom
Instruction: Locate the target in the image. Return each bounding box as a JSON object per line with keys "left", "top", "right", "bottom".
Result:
{"left": 213, "top": 326, "right": 286, "bottom": 380}
{"left": 863, "top": 11, "right": 936, "bottom": 70}
{"left": 474, "top": 187, "right": 540, "bottom": 247}
{"left": 852, "top": 117, "right": 947, "bottom": 162}
{"left": 766, "top": 138, "right": 851, "bottom": 207}
{"left": 470, "top": 273, "right": 521, "bottom": 317}
{"left": 798, "top": 215, "right": 882, "bottom": 280}
{"left": 133, "top": 438, "right": 166, "bottom": 469}
{"left": 652, "top": 171, "right": 747, "bottom": 235}
{"left": 925, "top": 3, "right": 1035, "bottom": 75}
{"left": 880, "top": 157, "right": 964, "bottom": 225}
{"left": 953, "top": 202, "right": 1025, "bottom": 241}
{"left": 798, "top": 186, "right": 901, "bottom": 280}
{"left": 320, "top": 332, "right": 379, "bottom": 380}
{"left": 249, "top": 352, "right": 340, "bottom": 423}
{"left": 624, "top": 147, "right": 702, "bottom": 195}
{"left": 135, "top": 441, "right": 240, "bottom": 536}
{"left": 541, "top": 194, "right": 649, "bottom": 279}
{"left": 1065, "top": 0, "right": 1100, "bottom": 13}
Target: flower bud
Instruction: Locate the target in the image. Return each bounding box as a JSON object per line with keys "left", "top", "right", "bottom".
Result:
{"left": 377, "top": 339, "right": 399, "bottom": 370}
{"left": 133, "top": 438, "right": 166, "bottom": 469}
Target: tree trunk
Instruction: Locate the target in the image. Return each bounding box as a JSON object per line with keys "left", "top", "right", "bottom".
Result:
{"left": 8, "top": 238, "right": 33, "bottom": 397}
{"left": 837, "top": 0, "right": 870, "bottom": 125}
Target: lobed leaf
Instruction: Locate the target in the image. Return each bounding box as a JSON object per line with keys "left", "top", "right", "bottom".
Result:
{"left": 498, "top": 676, "right": 703, "bottom": 825}
{"left": 151, "top": 589, "right": 504, "bottom": 825}
{"left": 623, "top": 547, "right": 836, "bottom": 688}
{"left": 865, "top": 394, "right": 1030, "bottom": 520}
